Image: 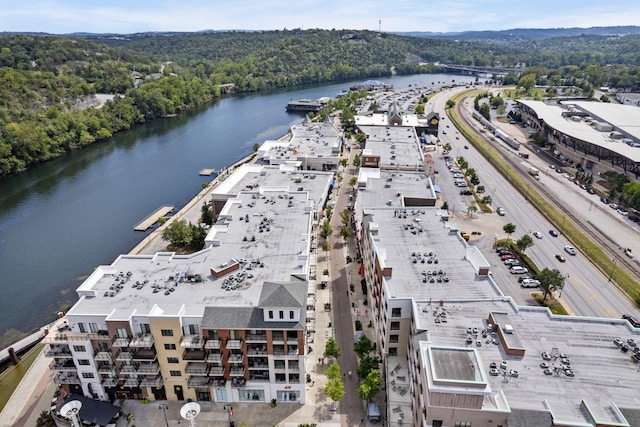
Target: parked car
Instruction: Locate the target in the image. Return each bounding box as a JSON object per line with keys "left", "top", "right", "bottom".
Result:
{"left": 587, "top": 187, "right": 596, "bottom": 194}
{"left": 460, "top": 190, "right": 473, "bottom": 195}
{"left": 501, "top": 254, "right": 516, "bottom": 260}
{"left": 609, "top": 203, "right": 619, "bottom": 210}
{"left": 521, "top": 279, "right": 540, "bottom": 288}
{"left": 533, "top": 231, "right": 543, "bottom": 239}
{"left": 497, "top": 207, "right": 506, "bottom": 216}
{"left": 464, "top": 145, "right": 469, "bottom": 149}
{"left": 518, "top": 275, "right": 532, "bottom": 283}
{"left": 505, "top": 259, "right": 521, "bottom": 266}
{"left": 549, "top": 229, "right": 558, "bottom": 237}
{"left": 600, "top": 196, "right": 609, "bottom": 204}
{"left": 555, "top": 254, "right": 566, "bottom": 262}
{"left": 617, "top": 208, "right": 629, "bottom": 216}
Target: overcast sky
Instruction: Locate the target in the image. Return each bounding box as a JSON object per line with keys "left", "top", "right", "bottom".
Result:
{"left": 2, "top": 0, "right": 640, "bottom": 34}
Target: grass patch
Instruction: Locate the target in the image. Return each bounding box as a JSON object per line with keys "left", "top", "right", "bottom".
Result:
{"left": 0, "top": 344, "right": 44, "bottom": 411}
{"left": 532, "top": 293, "right": 569, "bottom": 315}
{"left": 447, "top": 91, "right": 640, "bottom": 307}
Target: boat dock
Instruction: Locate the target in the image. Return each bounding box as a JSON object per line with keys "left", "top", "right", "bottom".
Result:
{"left": 134, "top": 206, "right": 174, "bottom": 231}
{"left": 199, "top": 168, "right": 217, "bottom": 176}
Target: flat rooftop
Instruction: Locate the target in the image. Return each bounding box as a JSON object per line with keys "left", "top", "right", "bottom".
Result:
{"left": 70, "top": 190, "right": 316, "bottom": 319}
{"left": 353, "top": 169, "right": 436, "bottom": 231}
{"left": 416, "top": 298, "right": 640, "bottom": 425}
{"left": 363, "top": 207, "right": 498, "bottom": 301}
{"left": 258, "top": 122, "right": 341, "bottom": 163}
{"left": 211, "top": 164, "right": 333, "bottom": 213}
{"left": 517, "top": 99, "right": 640, "bottom": 162}
{"left": 358, "top": 125, "right": 424, "bottom": 170}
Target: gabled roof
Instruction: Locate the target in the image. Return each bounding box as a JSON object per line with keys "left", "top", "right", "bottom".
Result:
{"left": 259, "top": 280, "right": 306, "bottom": 308}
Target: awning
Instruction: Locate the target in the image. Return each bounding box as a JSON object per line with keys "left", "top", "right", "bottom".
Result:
{"left": 61, "top": 394, "right": 121, "bottom": 426}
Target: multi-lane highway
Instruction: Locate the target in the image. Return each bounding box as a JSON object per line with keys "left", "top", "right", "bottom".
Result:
{"left": 424, "top": 87, "right": 640, "bottom": 319}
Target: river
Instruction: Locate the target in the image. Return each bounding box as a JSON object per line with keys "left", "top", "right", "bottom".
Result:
{"left": 0, "top": 73, "right": 477, "bottom": 348}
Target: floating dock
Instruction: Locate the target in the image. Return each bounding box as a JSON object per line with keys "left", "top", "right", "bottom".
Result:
{"left": 199, "top": 168, "right": 216, "bottom": 176}
{"left": 134, "top": 206, "right": 174, "bottom": 231}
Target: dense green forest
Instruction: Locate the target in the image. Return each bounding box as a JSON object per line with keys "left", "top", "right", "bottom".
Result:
{"left": 1, "top": 28, "right": 640, "bottom": 178}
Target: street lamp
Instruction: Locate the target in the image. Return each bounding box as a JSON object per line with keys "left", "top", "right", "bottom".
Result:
{"left": 159, "top": 403, "right": 169, "bottom": 427}
{"left": 223, "top": 405, "right": 234, "bottom": 426}
{"left": 608, "top": 258, "right": 618, "bottom": 283}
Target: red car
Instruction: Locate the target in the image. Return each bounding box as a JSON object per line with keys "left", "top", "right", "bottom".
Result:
{"left": 501, "top": 254, "right": 516, "bottom": 260}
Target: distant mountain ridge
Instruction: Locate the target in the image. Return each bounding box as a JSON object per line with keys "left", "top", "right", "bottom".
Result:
{"left": 396, "top": 26, "right": 640, "bottom": 42}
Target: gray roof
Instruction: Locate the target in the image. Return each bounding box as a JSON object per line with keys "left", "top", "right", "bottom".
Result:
{"left": 507, "top": 409, "right": 553, "bottom": 427}
{"left": 259, "top": 281, "right": 306, "bottom": 308}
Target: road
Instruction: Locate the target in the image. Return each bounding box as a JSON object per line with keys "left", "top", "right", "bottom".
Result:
{"left": 427, "top": 87, "right": 640, "bottom": 319}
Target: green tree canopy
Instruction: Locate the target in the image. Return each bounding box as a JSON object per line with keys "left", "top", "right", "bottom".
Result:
{"left": 354, "top": 335, "right": 374, "bottom": 360}
{"left": 325, "top": 361, "right": 341, "bottom": 381}
{"left": 325, "top": 378, "right": 345, "bottom": 407}
{"left": 538, "top": 268, "right": 566, "bottom": 301}
{"left": 503, "top": 223, "right": 516, "bottom": 240}
{"left": 516, "top": 234, "right": 534, "bottom": 253}
{"left": 323, "top": 337, "right": 340, "bottom": 360}
{"left": 357, "top": 369, "right": 383, "bottom": 402}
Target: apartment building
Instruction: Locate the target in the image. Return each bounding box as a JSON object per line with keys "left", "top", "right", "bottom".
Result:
{"left": 44, "top": 166, "right": 334, "bottom": 405}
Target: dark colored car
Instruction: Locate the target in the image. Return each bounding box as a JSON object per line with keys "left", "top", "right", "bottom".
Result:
{"left": 549, "top": 229, "right": 558, "bottom": 237}
{"left": 555, "top": 254, "right": 566, "bottom": 262}
{"left": 600, "top": 196, "right": 609, "bottom": 204}
{"left": 622, "top": 314, "right": 640, "bottom": 328}
{"left": 460, "top": 190, "right": 473, "bottom": 195}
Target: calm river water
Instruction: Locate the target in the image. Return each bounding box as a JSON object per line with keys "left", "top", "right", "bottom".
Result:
{"left": 0, "top": 73, "right": 476, "bottom": 347}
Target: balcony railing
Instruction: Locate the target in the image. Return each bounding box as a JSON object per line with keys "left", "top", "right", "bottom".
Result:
{"left": 115, "top": 351, "right": 133, "bottom": 361}
{"left": 209, "top": 366, "right": 223, "bottom": 376}
{"left": 228, "top": 354, "right": 244, "bottom": 364}
{"left": 49, "top": 360, "right": 76, "bottom": 372}
{"left": 226, "top": 339, "right": 242, "bottom": 349}
{"left": 185, "top": 362, "right": 208, "bottom": 376}
{"left": 139, "top": 376, "right": 163, "bottom": 387}
{"left": 42, "top": 331, "right": 110, "bottom": 344}
{"left": 124, "top": 378, "right": 140, "bottom": 387}
{"left": 54, "top": 372, "right": 80, "bottom": 385}
{"left": 229, "top": 368, "right": 245, "bottom": 377}
{"left": 286, "top": 335, "right": 299, "bottom": 344}
{"left": 44, "top": 344, "right": 72, "bottom": 358}
{"left": 271, "top": 333, "right": 284, "bottom": 342}
{"left": 101, "top": 377, "right": 118, "bottom": 387}
{"left": 97, "top": 364, "right": 115, "bottom": 374}
{"left": 245, "top": 334, "right": 267, "bottom": 342}
{"left": 132, "top": 349, "right": 157, "bottom": 361}
{"left": 204, "top": 339, "right": 221, "bottom": 350}
{"left": 207, "top": 353, "right": 222, "bottom": 363}
{"left": 247, "top": 347, "right": 268, "bottom": 355}
{"left": 112, "top": 336, "right": 131, "bottom": 347}
{"left": 119, "top": 365, "right": 136, "bottom": 374}
{"left": 94, "top": 351, "right": 113, "bottom": 362}
{"left": 129, "top": 334, "right": 154, "bottom": 348}
{"left": 137, "top": 363, "right": 160, "bottom": 375}
{"left": 180, "top": 335, "right": 204, "bottom": 349}
{"left": 187, "top": 376, "right": 211, "bottom": 388}
{"left": 248, "top": 362, "right": 269, "bottom": 370}
{"left": 182, "top": 349, "right": 205, "bottom": 361}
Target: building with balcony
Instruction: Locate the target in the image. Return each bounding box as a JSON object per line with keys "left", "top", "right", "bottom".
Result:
{"left": 44, "top": 166, "right": 333, "bottom": 405}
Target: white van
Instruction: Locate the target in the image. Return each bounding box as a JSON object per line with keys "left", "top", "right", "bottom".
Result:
{"left": 510, "top": 266, "right": 528, "bottom": 274}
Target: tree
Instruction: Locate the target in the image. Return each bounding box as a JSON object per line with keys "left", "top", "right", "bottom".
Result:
{"left": 516, "top": 234, "right": 534, "bottom": 253}
{"left": 324, "top": 337, "right": 340, "bottom": 360}
{"left": 518, "top": 73, "right": 537, "bottom": 92}
{"left": 325, "top": 377, "right": 345, "bottom": 410}
{"left": 162, "top": 219, "right": 192, "bottom": 247}
{"left": 36, "top": 411, "right": 56, "bottom": 427}
{"left": 446, "top": 99, "right": 455, "bottom": 109}
{"left": 252, "top": 143, "right": 260, "bottom": 152}
{"left": 340, "top": 158, "right": 348, "bottom": 167}
{"left": 325, "top": 361, "right": 341, "bottom": 380}
{"left": 503, "top": 223, "right": 516, "bottom": 240}
{"left": 355, "top": 133, "right": 366, "bottom": 145}
{"left": 414, "top": 103, "right": 425, "bottom": 115}
{"left": 349, "top": 176, "right": 358, "bottom": 187}
{"left": 320, "top": 219, "right": 333, "bottom": 239}
{"left": 352, "top": 154, "right": 361, "bottom": 167}
{"left": 357, "top": 369, "right": 383, "bottom": 402}
{"left": 354, "top": 335, "right": 374, "bottom": 360}
{"left": 356, "top": 355, "right": 379, "bottom": 380}
{"left": 538, "top": 268, "right": 566, "bottom": 302}
{"left": 467, "top": 205, "right": 478, "bottom": 216}
{"left": 340, "top": 225, "right": 351, "bottom": 239}
{"left": 201, "top": 202, "right": 214, "bottom": 226}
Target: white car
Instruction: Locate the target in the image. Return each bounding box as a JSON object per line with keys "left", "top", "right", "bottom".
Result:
{"left": 532, "top": 231, "right": 543, "bottom": 239}
{"left": 564, "top": 245, "right": 577, "bottom": 255}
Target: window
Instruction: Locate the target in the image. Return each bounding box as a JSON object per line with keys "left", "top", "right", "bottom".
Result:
{"left": 188, "top": 324, "right": 199, "bottom": 334}
{"left": 77, "top": 359, "right": 90, "bottom": 366}
{"left": 268, "top": 310, "right": 273, "bottom": 319}
{"left": 454, "top": 423, "right": 471, "bottom": 427}
{"left": 72, "top": 345, "right": 86, "bottom": 352}
{"left": 390, "top": 321, "right": 400, "bottom": 331}
{"left": 389, "top": 347, "right": 398, "bottom": 356}
{"left": 164, "top": 343, "right": 177, "bottom": 350}
{"left": 140, "top": 323, "right": 151, "bottom": 334}
{"left": 89, "top": 323, "right": 99, "bottom": 333}
{"left": 167, "top": 357, "right": 179, "bottom": 364}
{"left": 170, "top": 370, "right": 182, "bottom": 377}
{"left": 116, "top": 328, "right": 128, "bottom": 339}
{"left": 389, "top": 334, "right": 399, "bottom": 344}
{"left": 81, "top": 372, "right": 95, "bottom": 379}
{"left": 289, "top": 310, "right": 294, "bottom": 319}
{"left": 391, "top": 307, "right": 402, "bottom": 317}
{"left": 161, "top": 329, "right": 174, "bottom": 337}
{"left": 78, "top": 323, "right": 86, "bottom": 333}
{"left": 279, "top": 311, "right": 284, "bottom": 319}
